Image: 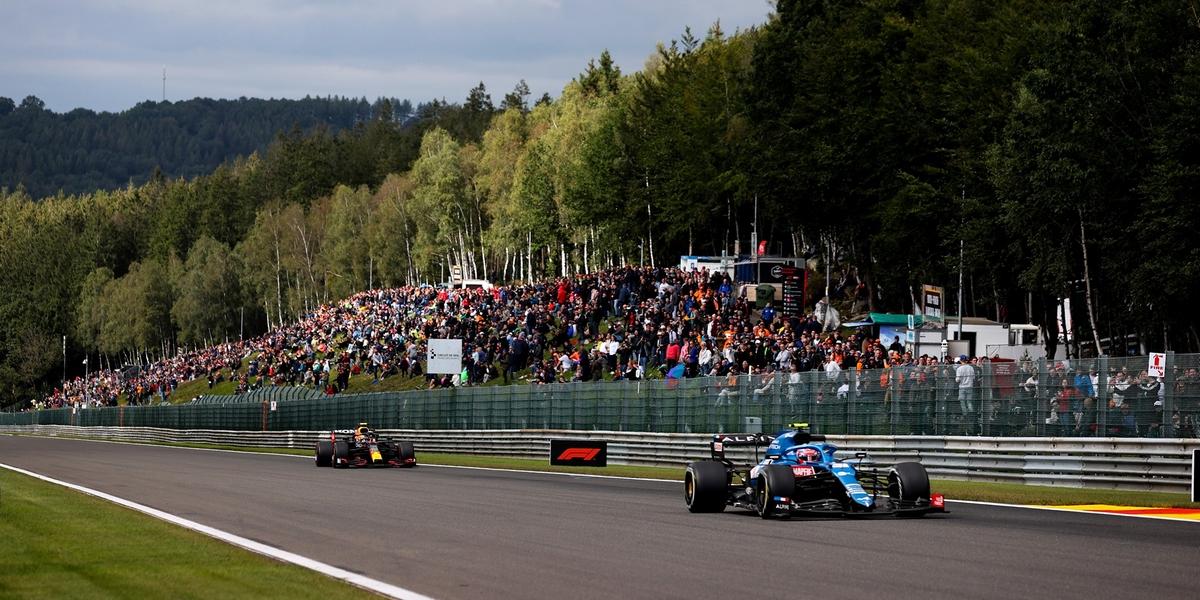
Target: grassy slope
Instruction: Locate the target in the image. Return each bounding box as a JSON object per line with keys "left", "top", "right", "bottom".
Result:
{"left": 0, "top": 468, "right": 378, "bottom": 600}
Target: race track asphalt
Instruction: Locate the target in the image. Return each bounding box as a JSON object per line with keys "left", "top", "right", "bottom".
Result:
{"left": 2, "top": 435, "right": 1198, "bottom": 600}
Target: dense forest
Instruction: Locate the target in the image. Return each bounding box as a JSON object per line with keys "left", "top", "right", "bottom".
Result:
{"left": 2, "top": 0, "right": 1200, "bottom": 409}
{"left": 0, "top": 95, "right": 415, "bottom": 197}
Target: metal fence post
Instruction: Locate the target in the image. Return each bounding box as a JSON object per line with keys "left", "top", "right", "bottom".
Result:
{"left": 1096, "top": 355, "right": 1109, "bottom": 437}
{"left": 1036, "top": 357, "right": 1048, "bottom": 436}
{"left": 1163, "top": 351, "right": 1176, "bottom": 437}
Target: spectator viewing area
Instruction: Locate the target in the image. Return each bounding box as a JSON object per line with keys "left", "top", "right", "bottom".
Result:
{"left": 9, "top": 266, "right": 1197, "bottom": 439}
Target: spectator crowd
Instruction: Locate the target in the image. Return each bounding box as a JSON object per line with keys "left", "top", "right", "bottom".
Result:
{"left": 29, "top": 266, "right": 1200, "bottom": 437}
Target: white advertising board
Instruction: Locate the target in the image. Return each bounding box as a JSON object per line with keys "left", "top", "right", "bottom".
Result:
{"left": 427, "top": 338, "right": 463, "bottom": 375}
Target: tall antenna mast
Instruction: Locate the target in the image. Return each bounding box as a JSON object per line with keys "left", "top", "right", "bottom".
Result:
{"left": 162, "top": 66, "right": 166, "bottom": 102}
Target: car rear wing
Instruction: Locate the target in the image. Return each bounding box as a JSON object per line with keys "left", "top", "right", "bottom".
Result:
{"left": 710, "top": 433, "right": 776, "bottom": 460}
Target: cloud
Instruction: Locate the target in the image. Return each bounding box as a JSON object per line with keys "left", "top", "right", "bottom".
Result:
{"left": 0, "top": 0, "right": 771, "bottom": 112}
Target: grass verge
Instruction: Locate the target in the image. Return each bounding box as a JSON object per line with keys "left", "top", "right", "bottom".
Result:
{"left": 0, "top": 467, "right": 378, "bottom": 600}
{"left": 25, "top": 434, "right": 1198, "bottom": 509}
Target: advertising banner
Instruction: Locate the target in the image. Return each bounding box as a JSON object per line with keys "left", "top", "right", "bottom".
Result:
{"left": 427, "top": 338, "right": 463, "bottom": 375}
{"left": 922, "top": 284, "right": 944, "bottom": 327}
{"left": 550, "top": 439, "right": 607, "bottom": 467}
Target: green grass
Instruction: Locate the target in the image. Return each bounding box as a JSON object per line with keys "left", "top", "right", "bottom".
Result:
{"left": 29, "top": 435, "right": 1198, "bottom": 509}
{"left": 167, "top": 377, "right": 238, "bottom": 403}
{"left": 0, "top": 467, "right": 378, "bottom": 600}
{"left": 928, "top": 479, "right": 1200, "bottom": 508}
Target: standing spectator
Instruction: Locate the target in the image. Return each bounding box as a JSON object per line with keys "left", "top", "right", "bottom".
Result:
{"left": 955, "top": 355, "right": 977, "bottom": 433}
{"left": 1055, "top": 379, "right": 1079, "bottom": 436}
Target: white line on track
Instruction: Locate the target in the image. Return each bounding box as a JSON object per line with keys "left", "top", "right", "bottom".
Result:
{"left": 944, "top": 498, "right": 1200, "bottom": 524}
{"left": 0, "top": 462, "right": 437, "bottom": 600}
{"left": 8, "top": 434, "right": 1196, "bottom": 523}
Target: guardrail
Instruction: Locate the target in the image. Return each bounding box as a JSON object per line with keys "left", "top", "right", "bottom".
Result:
{"left": 4, "top": 425, "right": 1195, "bottom": 493}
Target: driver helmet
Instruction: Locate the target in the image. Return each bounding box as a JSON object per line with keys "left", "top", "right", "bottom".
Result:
{"left": 797, "top": 447, "right": 820, "bottom": 463}
{"left": 355, "top": 424, "right": 370, "bottom": 438}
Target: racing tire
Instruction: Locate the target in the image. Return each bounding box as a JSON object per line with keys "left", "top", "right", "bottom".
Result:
{"left": 888, "top": 462, "right": 931, "bottom": 511}
{"left": 332, "top": 440, "right": 350, "bottom": 469}
{"left": 684, "top": 460, "right": 727, "bottom": 513}
{"left": 397, "top": 441, "right": 416, "bottom": 467}
{"left": 314, "top": 440, "right": 333, "bottom": 467}
{"left": 758, "top": 464, "right": 795, "bottom": 519}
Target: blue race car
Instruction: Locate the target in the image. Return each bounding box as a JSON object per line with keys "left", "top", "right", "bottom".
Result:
{"left": 684, "top": 423, "right": 945, "bottom": 518}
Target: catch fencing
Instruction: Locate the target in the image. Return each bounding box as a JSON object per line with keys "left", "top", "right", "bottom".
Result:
{"left": 7, "top": 352, "right": 1200, "bottom": 438}
{"left": 3, "top": 425, "right": 1195, "bottom": 493}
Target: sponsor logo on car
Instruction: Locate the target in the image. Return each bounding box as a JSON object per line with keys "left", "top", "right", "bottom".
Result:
{"left": 792, "top": 466, "right": 816, "bottom": 477}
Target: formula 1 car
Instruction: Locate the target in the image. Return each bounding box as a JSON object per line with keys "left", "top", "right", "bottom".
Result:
{"left": 314, "top": 423, "right": 417, "bottom": 468}
{"left": 684, "top": 423, "right": 945, "bottom": 518}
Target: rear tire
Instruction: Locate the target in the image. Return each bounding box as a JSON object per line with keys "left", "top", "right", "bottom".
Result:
{"left": 314, "top": 440, "right": 333, "bottom": 467}
{"left": 684, "top": 460, "right": 728, "bottom": 513}
{"left": 397, "top": 441, "right": 416, "bottom": 466}
{"left": 888, "top": 462, "right": 930, "bottom": 510}
{"left": 333, "top": 440, "right": 350, "bottom": 469}
{"left": 758, "top": 464, "right": 795, "bottom": 519}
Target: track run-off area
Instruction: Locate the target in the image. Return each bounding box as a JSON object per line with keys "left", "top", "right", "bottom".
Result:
{"left": 2, "top": 436, "right": 1198, "bottom": 600}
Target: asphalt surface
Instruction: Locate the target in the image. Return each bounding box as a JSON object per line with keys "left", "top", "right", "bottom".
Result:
{"left": 2, "top": 435, "right": 1198, "bottom": 600}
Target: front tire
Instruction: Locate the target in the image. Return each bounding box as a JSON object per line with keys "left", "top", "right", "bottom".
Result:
{"left": 758, "top": 464, "right": 795, "bottom": 519}
{"left": 397, "top": 441, "right": 416, "bottom": 466}
{"left": 314, "top": 440, "right": 333, "bottom": 467}
{"left": 888, "top": 462, "right": 931, "bottom": 508}
{"left": 332, "top": 440, "right": 350, "bottom": 469}
{"left": 684, "top": 461, "right": 728, "bottom": 513}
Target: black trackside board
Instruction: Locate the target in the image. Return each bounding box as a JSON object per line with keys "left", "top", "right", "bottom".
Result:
{"left": 549, "top": 439, "right": 607, "bottom": 466}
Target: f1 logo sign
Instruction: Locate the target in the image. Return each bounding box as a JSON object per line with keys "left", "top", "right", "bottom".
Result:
{"left": 550, "top": 439, "right": 607, "bottom": 467}
{"left": 557, "top": 448, "right": 600, "bottom": 461}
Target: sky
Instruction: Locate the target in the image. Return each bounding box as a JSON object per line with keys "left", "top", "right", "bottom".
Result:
{"left": 0, "top": 0, "right": 773, "bottom": 114}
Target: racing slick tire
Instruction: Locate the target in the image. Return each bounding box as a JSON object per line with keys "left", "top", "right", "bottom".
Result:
{"left": 332, "top": 440, "right": 350, "bottom": 469}
{"left": 758, "top": 464, "right": 795, "bottom": 519}
{"left": 684, "top": 460, "right": 728, "bottom": 513}
{"left": 888, "top": 462, "right": 931, "bottom": 512}
{"left": 314, "top": 440, "right": 333, "bottom": 467}
{"left": 397, "top": 441, "right": 416, "bottom": 466}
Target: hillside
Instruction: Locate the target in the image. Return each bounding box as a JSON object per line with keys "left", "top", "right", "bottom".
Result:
{"left": 0, "top": 95, "right": 412, "bottom": 198}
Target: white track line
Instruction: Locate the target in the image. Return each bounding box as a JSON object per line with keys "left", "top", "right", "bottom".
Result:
{"left": 944, "top": 498, "right": 1200, "bottom": 524}
{"left": 0, "top": 462, "right": 437, "bottom": 600}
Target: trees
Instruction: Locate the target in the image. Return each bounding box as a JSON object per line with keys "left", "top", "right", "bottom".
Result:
{"left": 172, "top": 236, "right": 242, "bottom": 345}
{"left": 501, "top": 80, "right": 532, "bottom": 113}
{"left": 7, "top": 1, "right": 1200, "bottom": 408}
{"left": 409, "top": 128, "right": 478, "bottom": 279}
{"left": 0, "top": 95, "right": 403, "bottom": 199}
{"left": 321, "top": 185, "right": 375, "bottom": 297}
